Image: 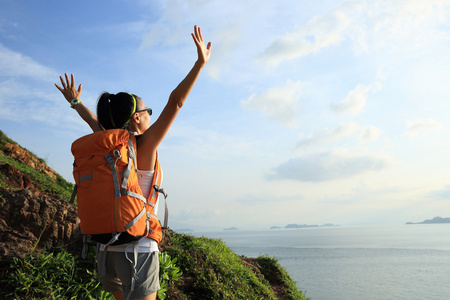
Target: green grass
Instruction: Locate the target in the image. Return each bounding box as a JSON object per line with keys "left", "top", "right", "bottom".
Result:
{"left": 0, "top": 130, "right": 17, "bottom": 149}
{"left": 168, "top": 233, "right": 278, "bottom": 299}
{"left": 249, "top": 255, "right": 308, "bottom": 299}
{"left": 0, "top": 153, "right": 74, "bottom": 201}
{"left": 0, "top": 172, "right": 9, "bottom": 189}
{"left": 0, "top": 231, "right": 307, "bottom": 300}
{"left": 0, "top": 247, "right": 105, "bottom": 300}
{"left": 0, "top": 130, "right": 74, "bottom": 201}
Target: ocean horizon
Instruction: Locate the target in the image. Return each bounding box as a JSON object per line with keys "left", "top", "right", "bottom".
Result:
{"left": 193, "top": 224, "right": 450, "bottom": 300}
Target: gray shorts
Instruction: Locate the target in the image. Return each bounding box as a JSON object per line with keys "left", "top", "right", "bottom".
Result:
{"left": 97, "top": 250, "right": 160, "bottom": 299}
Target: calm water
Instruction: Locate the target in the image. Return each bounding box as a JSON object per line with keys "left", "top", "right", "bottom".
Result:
{"left": 192, "top": 225, "right": 450, "bottom": 300}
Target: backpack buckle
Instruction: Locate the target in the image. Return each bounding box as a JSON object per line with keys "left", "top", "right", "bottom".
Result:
{"left": 113, "top": 149, "right": 121, "bottom": 159}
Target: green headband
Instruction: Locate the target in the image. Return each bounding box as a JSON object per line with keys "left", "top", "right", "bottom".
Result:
{"left": 123, "top": 94, "right": 137, "bottom": 126}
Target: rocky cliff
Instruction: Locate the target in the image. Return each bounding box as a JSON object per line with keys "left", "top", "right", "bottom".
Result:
{"left": 0, "top": 130, "right": 81, "bottom": 259}
{"left": 0, "top": 188, "right": 79, "bottom": 258}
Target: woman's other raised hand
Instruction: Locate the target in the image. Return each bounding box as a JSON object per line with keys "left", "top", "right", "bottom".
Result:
{"left": 55, "top": 73, "right": 82, "bottom": 102}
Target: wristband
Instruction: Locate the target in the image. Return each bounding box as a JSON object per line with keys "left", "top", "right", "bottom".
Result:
{"left": 70, "top": 98, "right": 81, "bottom": 108}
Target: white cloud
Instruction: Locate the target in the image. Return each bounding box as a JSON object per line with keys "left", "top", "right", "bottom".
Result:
{"left": 236, "top": 192, "right": 303, "bottom": 205}
{"left": 164, "top": 124, "right": 254, "bottom": 160}
{"left": 173, "top": 207, "right": 225, "bottom": 222}
{"left": 0, "top": 44, "right": 58, "bottom": 81}
{"left": 256, "top": 10, "right": 351, "bottom": 67}
{"left": 359, "top": 126, "right": 382, "bottom": 143}
{"left": 269, "top": 148, "right": 392, "bottom": 182}
{"left": 297, "top": 123, "right": 356, "bottom": 148}
{"left": 241, "top": 79, "right": 303, "bottom": 127}
{"left": 332, "top": 83, "right": 380, "bottom": 115}
{"left": 255, "top": 0, "right": 450, "bottom": 67}
{"left": 204, "top": 25, "right": 242, "bottom": 80}
{"left": 136, "top": 1, "right": 272, "bottom": 81}
{"left": 350, "top": 0, "right": 450, "bottom": 55}
{"left": 0, "top": 79, "right": 90, "bottom": 130}
{"left": 138, "top": 1, "right": 203, "bottom": 50}
{"left": 404, "top": 119, "right": 444, "bottom": 137}
{"left": 297, "top": 123, "right": 382, "bottom": 148}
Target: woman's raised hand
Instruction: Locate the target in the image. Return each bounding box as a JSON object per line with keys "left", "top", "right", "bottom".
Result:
{"left": 191, "top": 25, "right": 212, "bottom": 65}
{"left": 55, "top": 73, "right": 82, "bottom": 102}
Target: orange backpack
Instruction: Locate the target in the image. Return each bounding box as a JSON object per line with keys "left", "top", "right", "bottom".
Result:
{"left": 71, "top": 129, "right": 167, "bottom": 245}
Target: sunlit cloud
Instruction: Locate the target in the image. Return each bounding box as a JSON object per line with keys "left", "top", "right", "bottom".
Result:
{"left": 350, "top": 0, "right": 450, "bottom": 54}
{"left": 203, "top": 25, "right": 242, "bottom": 80}
{"left": 165, "top": 124, "right": 254, "bottom": 160}
{"left": 268, "top": 148, "right": 392, "bottom": 182}
{"left": 0, "top": 79, "right": 89, "bottom": 129}
{"left": 236, "top": 193, "right": 303, "bottom": 205}
{"left": 296, "top": 123, "right": 382, "bottom": 148}
{"left": 0, "top": 44, "right": 58, "bottom": 81}
{"left": 241, "top": 79, "right": 303, "bottom": 127}
{"left": 256, "top": 10, "right": 350, "bottom": 67}
{"left": 359, "top": 126, "right": 382, "bottom": 143}
{"left": 404, "top": 119, "right": 444, "bottom": 137}
{"left": 173, "top": 207, "right": 225, "bottom": 222}
{"left": 332, "top": 83, "right": 381, "bottom": 115}
{"left": 297, "top": 123, "right": 359, "bottom": 148}
{"left": 256, "top": 0, "right": 450, "bottom": 67}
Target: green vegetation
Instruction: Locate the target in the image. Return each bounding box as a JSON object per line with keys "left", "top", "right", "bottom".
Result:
{"left": 248, "top": 255, "right": 306, "bottom": 299}
{"left": 0, "top": 130, "right": 16, "bottom": 149}
{"left": 158, "top": 252, "right": 183, "bottom": 299}
{"left": 167, "top": 233, "right": 275, "bottom": 299}
{"left": 166, "top": 233, "right": 307, "bottom": 299}
{"left": 1, "top": 247, "right": 106, "bottom": 299}
{"left": 1, "top": 232, "right": 307, "bottom": 300}
{"left": 0, "top": 130, "right": 74, "bottom": 201}
{"left": 0, "top": 152, "right": 74, "bottom": 200}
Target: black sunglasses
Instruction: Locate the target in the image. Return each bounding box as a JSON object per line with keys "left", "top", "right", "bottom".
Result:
{"left": 136, "top": 108, "right": 152, "bottom": 116}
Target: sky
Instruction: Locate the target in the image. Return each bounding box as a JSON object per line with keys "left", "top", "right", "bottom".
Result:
{"left": 1, "top": 0, "right": 450, "bottom": 231}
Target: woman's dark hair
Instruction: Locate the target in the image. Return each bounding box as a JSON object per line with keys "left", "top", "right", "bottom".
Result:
{"left": 97, "top": 92, "right": 139, "bottom": 130}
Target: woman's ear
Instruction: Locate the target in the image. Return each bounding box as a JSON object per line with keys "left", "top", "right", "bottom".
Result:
{"left": 132, "top": 112, "right": 140, "bottom": 124}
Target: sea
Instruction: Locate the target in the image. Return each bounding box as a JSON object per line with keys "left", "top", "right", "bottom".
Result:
{"left": 192, "top": 224, "right": 450, "bottom": 300}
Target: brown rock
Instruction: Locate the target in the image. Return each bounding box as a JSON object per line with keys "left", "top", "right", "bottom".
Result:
{"left": 0, "top": 187, "right": 81, "bottom": 259}
{"left": 0, "top": 163, "right": 33, "bottom": 189}
{"left": 3, "top": 142, "right": 58, "bottom": 180}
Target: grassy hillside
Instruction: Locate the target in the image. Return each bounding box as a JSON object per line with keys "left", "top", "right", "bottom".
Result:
{"left": 2, "top": 230, "right": 308, "bottom": 299}
{"left": 165, "top": 232, "right": 306, "bottom": 299}
{"left": 0, "top": 130, "right": 74, "bottom": 200}
{"left": 0, "top": 130, "right": 308, "bottom": 299}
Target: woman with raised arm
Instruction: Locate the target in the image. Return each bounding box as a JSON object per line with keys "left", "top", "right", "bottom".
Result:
{"left": 56, "top": 25, "right": 211, "bottom": 300}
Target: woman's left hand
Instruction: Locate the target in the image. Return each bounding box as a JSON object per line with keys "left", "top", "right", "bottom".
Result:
{"left": 55, "top": 73, "right": 83, "bottom": 102}
{"left": 191, "top": 25, "right": 212, "bottom": 65}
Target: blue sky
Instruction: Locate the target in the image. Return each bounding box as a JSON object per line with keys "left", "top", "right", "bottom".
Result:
{"left": 1, "top": 0, "right": 450, "bottom": 230}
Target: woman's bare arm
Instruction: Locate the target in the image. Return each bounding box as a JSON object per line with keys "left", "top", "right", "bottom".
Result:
{"left": 139, "top": 25, "right": 212, "bottom": 152}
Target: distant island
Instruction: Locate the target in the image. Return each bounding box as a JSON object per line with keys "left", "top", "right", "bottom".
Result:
{"left": 224, "top": 227, "right": 239, "bottom": 231}
{"left": 270, "top": 226, "right": 283, "bottom": 229}
{"left": 271, "top": 223, "right": 339, "bottom": 229}
{"left": 406, "top": 216, "right": 450, "bottom": 225}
